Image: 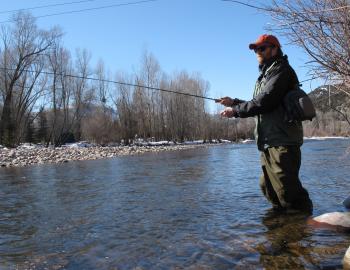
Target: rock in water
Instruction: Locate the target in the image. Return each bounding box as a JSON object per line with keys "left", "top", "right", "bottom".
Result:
{"left": 344, "top": 246, "right": 350, "bottom": 270}
{"left": 311, "top": 212, "right": 350, "bottom": 228}
{"left": 311, "top": 211, "right": 350, "bottom": 269}
{"left": 343, "top": 196, "right": 350, "bottom": 209}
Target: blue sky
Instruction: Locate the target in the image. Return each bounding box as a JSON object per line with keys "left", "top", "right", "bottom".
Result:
{"left": 0, "top": 0, "right": 320, "bottom": 111}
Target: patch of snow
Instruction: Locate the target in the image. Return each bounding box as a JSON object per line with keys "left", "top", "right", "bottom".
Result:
{"left": 148, "top": 141, "right": 172, "bottom": 146}
{"left": 208, "top": 139, "right": 231, "bottom": 143}
{"left": 241, "top": 139, "right": 255, "bottom": 144}
{"left": 183, "top": 140, "right": 204, "bottom": 145}
{"left": 63, "top": 141, "right": 94, "bottom": 148}
{"left": 304, "top": 136, "right": 349, "bottom": 140}
{"left": 134, "top": 141, "right": 175, "bottom": 146}
{"left": 17, "top": 143, "right": 42, "bottom": 149}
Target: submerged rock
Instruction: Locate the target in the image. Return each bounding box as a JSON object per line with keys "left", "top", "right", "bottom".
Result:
{"left": 344, "top": 246, "right": 350, "bottom": 270}
{"left": 310, "top": 212, "right": 350, "bottom": 269}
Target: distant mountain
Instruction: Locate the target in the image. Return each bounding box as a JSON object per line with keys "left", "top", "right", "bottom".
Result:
{"left": 304, "top": 85, "right": 350, "bottom": 137}
{"left": 308, "top": 85, "right": 350, "bottom": 113}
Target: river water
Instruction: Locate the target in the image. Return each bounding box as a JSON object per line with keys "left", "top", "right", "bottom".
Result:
{"left": 0, "top": 138, "right": 349, "bottom": 269}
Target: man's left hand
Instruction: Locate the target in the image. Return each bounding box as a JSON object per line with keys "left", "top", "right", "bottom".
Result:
{"left": 220, "top": 107, "right": 237, "bottom": 118}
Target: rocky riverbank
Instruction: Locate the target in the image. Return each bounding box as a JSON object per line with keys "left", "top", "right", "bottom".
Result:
{"left": 0, "top": 143, "right": 214, "bottom": 168}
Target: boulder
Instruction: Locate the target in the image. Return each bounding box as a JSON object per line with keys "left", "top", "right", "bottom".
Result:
{"left": 310, "top": 212, "right": 350, "bottom": 228}
{"left": 8, "top": 150, "right": 16, "bottom": 158}
{"left": 344, "top": 246, "right": 350, "bottom": 270}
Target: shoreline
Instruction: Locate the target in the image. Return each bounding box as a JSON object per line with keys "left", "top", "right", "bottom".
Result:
{"left": 1, "top": 136, "right": 348, "bottom": 168}
{"left": 0, "top": 143, "right": 218, "bottom": 168}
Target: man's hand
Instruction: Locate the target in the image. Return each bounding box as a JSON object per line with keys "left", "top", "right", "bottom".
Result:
{"left": 215, "top": 97, "right": 243, "bottom": 107}
{"left": 215, "top": 96, "right": 235, "bottom": 106}
{"left": 220, "top": 107, "right": 237, "bottom": 118}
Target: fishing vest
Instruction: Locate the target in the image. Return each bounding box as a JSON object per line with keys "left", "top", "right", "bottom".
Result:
{"left": 253, "top": 58, "right": 303, "bottom": 151}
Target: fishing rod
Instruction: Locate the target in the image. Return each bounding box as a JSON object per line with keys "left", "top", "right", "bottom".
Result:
{"left": 0, "top": 67, "right": 218, "bottom": 101}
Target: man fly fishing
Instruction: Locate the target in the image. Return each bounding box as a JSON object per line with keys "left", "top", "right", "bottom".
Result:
{"left": 216, "top": 34, "right": 313, "bottom": 214}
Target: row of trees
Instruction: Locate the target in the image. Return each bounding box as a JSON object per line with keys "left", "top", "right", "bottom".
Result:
{"left": 304, "top": 110, "right": 350, "bottom": 137}
{"left": 0, "top": 12, "right": 254, "bottom": 147}
{"left": 304, "top": 85, "right": 350, "bottom": 137}
{"left": 1, "top": 1, "right": 349, "bottom": 148}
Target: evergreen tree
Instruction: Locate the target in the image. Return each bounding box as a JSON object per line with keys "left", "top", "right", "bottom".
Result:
{"left": 0, "top": 100, "right": 15, "bottom": 147}
{"left": 36, "top": 106, "right": 48, "bottom": 144}
{"left": 25, "top": 114, "right": 35, "bottom": 143}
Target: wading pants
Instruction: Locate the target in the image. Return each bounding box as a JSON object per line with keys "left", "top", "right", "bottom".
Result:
{"left": 259, "top": 145, "right": 313, "bottom": 212}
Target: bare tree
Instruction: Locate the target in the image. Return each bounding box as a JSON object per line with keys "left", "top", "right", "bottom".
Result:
{"left": 111, "top": 73, "right": 136, "bottom": 144}
{"left": 80, "top": 59, "right": 116, "bottom": 144}
{"left": 135, "top": 50, "right": 161, "bottom": 139}
{"left": 264, "top": 0, "right": 350, "bottom": 93}
{"left": 72, "top": 48, "right": 92, "bottom": 141}
{"left": 165, "top": 71, "right": 209, "bottom": 142}
{"left": 81, "top": 106, "right": 116, "bottom": 144}
{"left": 95, "top": 59, "right": 110, "bottom": 106}
{"left": 47, "top": 43, "right": 76, "bottom": 146}
{"left": 0, "top": 12, "right": 61, "bottom": 146}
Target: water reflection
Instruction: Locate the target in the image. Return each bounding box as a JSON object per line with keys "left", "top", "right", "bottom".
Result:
{"left": 257, "top": 210, "right": 312, "bottom": 269}
{"left": 0, "top": 139, "right": 349, "bottom": 269}
{"left": 0, "top": 171, "right": 37, "bottom": 266}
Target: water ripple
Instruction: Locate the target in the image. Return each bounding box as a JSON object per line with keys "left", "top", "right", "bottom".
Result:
{"left": 0, "top": 139, "right": 349, "bottom": 269}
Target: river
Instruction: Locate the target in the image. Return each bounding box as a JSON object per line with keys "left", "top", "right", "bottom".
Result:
{"left": 0, "top": 138, "right": 349, "bottom": 269}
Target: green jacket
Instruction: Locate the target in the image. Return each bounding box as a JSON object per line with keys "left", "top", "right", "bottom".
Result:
{"left": 233, "top": 55, "right": 303, "bottom": 151}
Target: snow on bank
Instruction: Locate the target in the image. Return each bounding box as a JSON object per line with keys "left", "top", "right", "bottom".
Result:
{"left": 183, "top": 140, "right": 205, "bottom": 145}
{"left": 1, "top": 136, "right": 347, "bottom": 168}
{"left": 134, "top": 139, "right": 232, "bottom": 146}
{"left": 62, "top": 141, "right": 96, "bottom": 148}
{"left": 304, "top": 136, "right": 349, "bottom": 140}
{"left": 134, "top": 141, "right": 175, "bottom": 146}
{"left": 241, "top": 139, "right": 255, "bottom": 144}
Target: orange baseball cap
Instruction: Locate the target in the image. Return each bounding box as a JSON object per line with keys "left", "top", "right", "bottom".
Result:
{"left": 249, "top": 34, "right": 281, "bottom": 50}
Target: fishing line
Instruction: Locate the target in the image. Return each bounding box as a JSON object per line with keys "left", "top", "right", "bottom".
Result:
{"left": 0, "top": 67, "right": 218, "bottom": 101}
{"left": 2, "top": 68, "right": 333, "bottom": 102}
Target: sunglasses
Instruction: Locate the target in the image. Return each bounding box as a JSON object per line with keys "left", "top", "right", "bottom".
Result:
{"left": 254, "top": 45, "right": 274, "bottom": 53}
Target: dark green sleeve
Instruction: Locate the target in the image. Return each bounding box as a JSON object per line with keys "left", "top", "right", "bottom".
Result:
{"left": 234, "top": 67, "right": 293, "bottom": 118}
